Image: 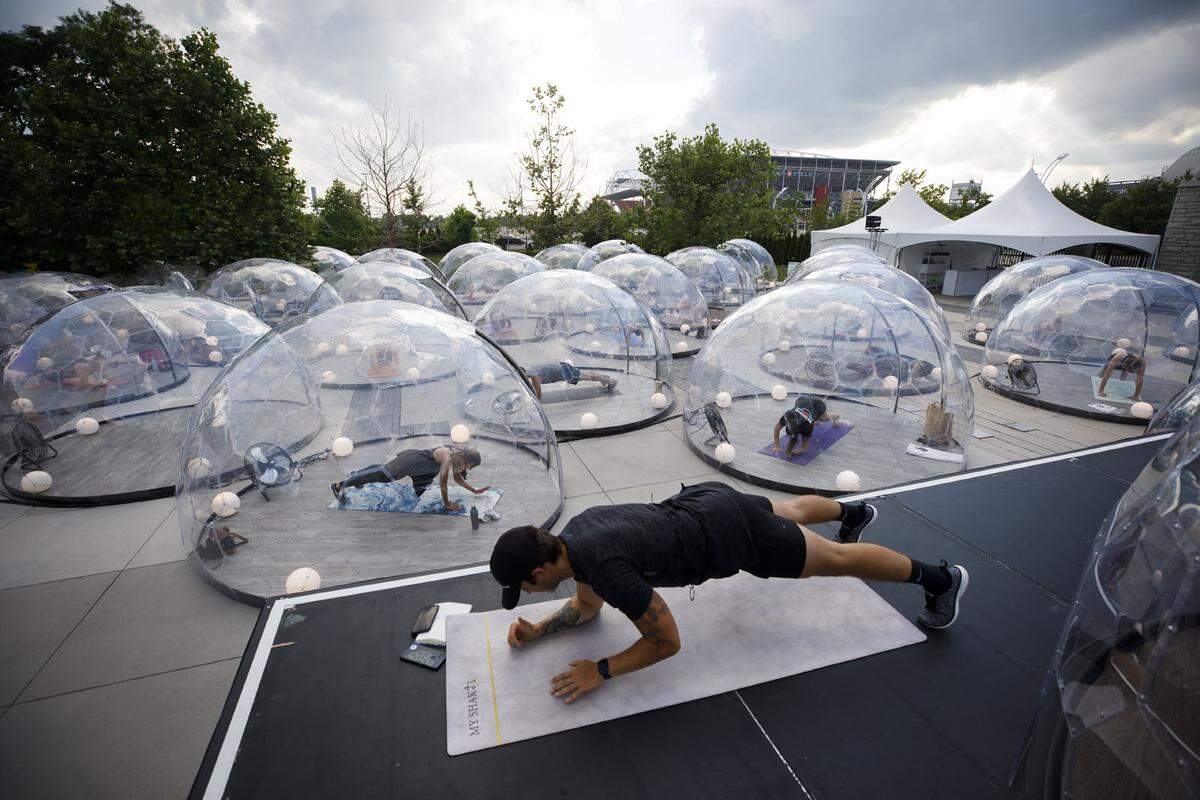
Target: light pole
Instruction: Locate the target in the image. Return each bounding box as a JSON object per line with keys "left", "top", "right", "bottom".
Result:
{"left": 1040, "top": 153, "right": 1069, "bottom": 184}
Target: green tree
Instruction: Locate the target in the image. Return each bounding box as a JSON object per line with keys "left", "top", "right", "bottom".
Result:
{"left": 512, "top": 83, "right": 585, "bottom": 248}
{"left": 401, "top": 177, "right": 430, "bottom": 251}
{"left": 943, "top": 184, "right": 992, "bottom": 220}
{"left": 575, "top": 196, "right": 626, "bottom": 246}
{"left": 1098, "top": 179, "right": 1178, "bottom": 236}
{"left": 635, "top": 124, "right": 785, "bottom": 253}
{"left": 0, "top": 3, "right": 309, "bottom": 278}
{"left": 441, "top": 205, "right": 477, "bottom": 250}
{"left": 311, "top": 180, "right": 376, "bottom": 254}
{"left": 467, "top": 180, "right": 500, "bottom": 244}
{"left": 1053, "top": 177, "right": 1111, "bottom": 220}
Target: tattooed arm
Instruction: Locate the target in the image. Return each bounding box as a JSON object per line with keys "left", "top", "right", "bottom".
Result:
{"left": 549, "top": 591, "right": 680, "bottom": 703}
{"left": 507, "top": 583, "right": 602, "bottom": 647}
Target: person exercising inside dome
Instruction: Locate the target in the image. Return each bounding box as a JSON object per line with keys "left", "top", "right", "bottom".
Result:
{"left": 1098, "top": 348, "right": 1146, "bottom": 401}
{"left": 522, "top": 362, "right": 617, "bottom": 400}
{"left": 331, "top": 446, "right": 488, "bottom": 511}
{"left": 772, "top": 395, "right": 842, "bottom": 457}
{"left": 488, "top": 483, "right": 966, "bottom": 704}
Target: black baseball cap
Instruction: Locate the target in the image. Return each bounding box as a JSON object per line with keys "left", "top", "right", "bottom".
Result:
{"left": 490, "top": 527, "right": 543, "bottom": 610}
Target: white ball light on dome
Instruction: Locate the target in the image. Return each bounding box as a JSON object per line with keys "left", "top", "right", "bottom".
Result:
{"left": 674, "top": 340, "right": 688, "bottom": 352}
{"left": 205, "top": 336, "right": 219, "bottom": 347}
{"left": 1007, "top": 353, "right": 1023, "bottom": 365}
{"left": 82, "top": 314, "right": 95, "bottom": 325}
{"left": 762, "top": 352, "right": 776, "bottom": 366}
{"left": 975, "top": 322, "right": 986, "bottom": 332}
{"left": 778, "top": 340, "right": 791, "bottom": 352}
{"left": 1131, "top": 401, "right": 1153, "bottom": 419}
{"left": 335, "top": 344, "right": 350, "bottom": 356}
{"left": 36, "top": 357, "right": 53, "bottom": 370}
{"left": 405, "top": 367, "right": 421, "bottom": 381}
{"left": 482, "top": 371, "right": 496, "bottom": 386}
{"left": 715, "top": 442, "right": 736, "bottom": 463}
{"left": 186, "top": 457, "right": 213, "bottom": 479}
{"left": 21, "top": 471, "right": 52, "bottom": 493}
{"left": 10, "top": 397, "right": 33, "bottom": 413}
{"left": 591, "top": 340, "right": 602, "bottom": 350}
{"left": 322, "top": 370, "right": 336, "bottom": 383}
{"left": 1174, "top": 346, "right": 1191, "bottom": 359}
{"left": 680, "top": 323, "right": 691, "bottom": 335}
{"left": 580, "top": 412, "right": 599, "bottom": 429}
{"left": 651, "top": 392, "right": 668, "bottom": 409}
{"left": 450, "top": 423, "right": 471, "bottom": 443}
{"left": 285, "top": 567, "right": 321, "bottom": 594}
{"left": 835, "top": 471, "right": 861, "bottom": 492}
{"left": 275, "top": 299, "right": 287, "bottom": 311}
{"left": 883, "top": 375, "right": 900, "bottom": 391}
{"left": 982, "top": 365, "right": 999, "bottom": 380}
{"left": 1117, "top": 337, "right": 1132, "bottom": 349}
{"left": 317, "top": 342, "right": 330, "bottom": 354}
{"left": 771, "top": 384, "right": 788, "bottom": 401}
{"left": 931, "top": 367, "right": 942, "bottom": 381}
{"left": 715, "top": 391, "right": 732, "bottom": 408}
{"left": 975, "top": 332, "right": 987, "bottom": 343}
{"left": 584, "top": 323, "right": 596, "bottom": 333}
{"left": 331, "top": 437, "right": 354, "bottom": 457}
{"left": 75, "top": 417, "right": 99, "bottom": 436}
{"left": 208, "top": 350, "right": 223, "bottom": 363}
{"left": 211, "top": 491, "right": 241, "bottom": 517}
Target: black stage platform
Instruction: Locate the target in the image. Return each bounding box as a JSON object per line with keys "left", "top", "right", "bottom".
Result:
{"left": 190, "top": 435, "right": 1169, "bottom": 800}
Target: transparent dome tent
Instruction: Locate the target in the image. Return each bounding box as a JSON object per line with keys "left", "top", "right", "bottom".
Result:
{"left": 202, "top": 260, "right": 342, "bottom": 328}
{"left": 590, "top": 253, "right": 711, "bottom": 357}
{"left": 129, "top": 261, "right": 203, "bottom": 291}
{"left": 535, "top": 243, "right": 600, "bottom": 271}
{"left": 306, "top": 245, "right": 356, "bottom": 277}
{"left": 789, "top": 244, "right": 887, "bottom": 280}
{"left": 682, "top": 282, "right": 973, "bottom": 493}
{"left": 475, "top": 270, "right": 675, "bottom": 436}
{"left": 665, "top": 246, "right": 755, "bottom": 321}
{"left": 439, "top": 242, "right": 501, "bottom": 280}
{"left": 981, "top": 269, "right": 1200, "bottom": 424}
{"left": 177, "top": 301, "right": 563, "bottom": 603}
{"left": 721, "top": 238, "right": 778, "bottom": 284}
{"left": 1, "top": 272, "right": 115, "bottom": 351}
{"left": 590, "top": 239, "right": 644, "bottom": 262}
{"left": 789, "top": 261, "right": 951, "bottom": 337}
{"left": 356, "top": 248, "right": 446, "bottom": 282}
{"left": 963, "top": 255, "right": 1104, "bottom": 344}
{"left": 1, "top": 289, "right": 267, "bottom": 504}
{"left": 1146, "top": 377, "right": 1200, "bottom": 434}
{"left": 446, "top": 251, "right": 546, "bottom": 319}
{"left": 328, "top": 262, "right": 468, "bottom": 320}
{"left": 1020, "top": 416, "right": 1200, "bottom": 798}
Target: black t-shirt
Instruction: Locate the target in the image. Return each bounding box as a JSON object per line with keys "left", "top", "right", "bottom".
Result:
{"left": 559, "top": 484, "right": 752, "bottom": 620}
{"left": 780, "top": 396, "right": 826, "bottom": 437}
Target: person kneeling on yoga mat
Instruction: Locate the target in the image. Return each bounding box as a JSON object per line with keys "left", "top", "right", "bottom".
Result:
{"left": 772, "top": 395, "right": 842, "bottom": 457}
{"left": 331, "top": 446, "right": 488, "bottom": 511}
{"left": 522, "top": 361, "right": 617, "bottom": 400}
{"left": 489, "top": 483, "right": 966, "bottom": 704}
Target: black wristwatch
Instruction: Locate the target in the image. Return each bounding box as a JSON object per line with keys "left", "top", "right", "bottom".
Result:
{"left": 596, "top": 657, "right": 612, "bottom": 680}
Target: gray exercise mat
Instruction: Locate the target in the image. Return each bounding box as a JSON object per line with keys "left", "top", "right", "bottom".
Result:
{"left": 445, "top": 573, "right": 925, "bottom": 755}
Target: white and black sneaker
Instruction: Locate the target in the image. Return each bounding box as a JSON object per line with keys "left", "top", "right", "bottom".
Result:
{"left": 837, "top": 502, "right": 877, "bottom": 544}
{"left": 917, "top": 562, "right": 969, "bottom": 629}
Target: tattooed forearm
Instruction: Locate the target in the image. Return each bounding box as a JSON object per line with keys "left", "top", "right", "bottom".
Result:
{"left": 634, "top": 593, "right": 675, "bottom": 650}
{"left": 539, "top": 600, "right": 585, "bottom": 637}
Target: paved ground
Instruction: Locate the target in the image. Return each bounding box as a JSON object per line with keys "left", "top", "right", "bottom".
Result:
{"left": 0, "top": 297, "right": 1148, "bottom": 799}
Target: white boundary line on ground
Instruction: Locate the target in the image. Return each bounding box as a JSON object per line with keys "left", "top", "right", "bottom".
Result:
{"left": 200, "top": 432, "right": 1167, "bottom": 797}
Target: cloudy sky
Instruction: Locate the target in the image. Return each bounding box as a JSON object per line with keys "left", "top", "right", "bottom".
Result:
{"left": 4, "top": 1, "right": 1199, "bottom": 213}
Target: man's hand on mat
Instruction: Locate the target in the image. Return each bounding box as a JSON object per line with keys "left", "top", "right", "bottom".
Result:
{"left": 445, "top": 500, "right": 463, "bottom": 512}
{"left": 472, "top": 485, "right": 491, "bottom": 494}
{"left": 550, "top": 660, "right": 602, "bottom": 704}
{"left": 508, "top": 617, "right": 539, "bottom": 647}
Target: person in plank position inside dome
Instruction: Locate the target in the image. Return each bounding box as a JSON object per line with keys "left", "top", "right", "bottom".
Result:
{"left": 489, "top": 483, "right": 967, "bottom": 704}
{"left": 773, "top": 394, "right": 842, "bottom": 457}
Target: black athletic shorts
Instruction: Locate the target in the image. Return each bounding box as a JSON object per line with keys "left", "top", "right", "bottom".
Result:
{"left": 678, "top": 482, "right": 808, "bottom": 580}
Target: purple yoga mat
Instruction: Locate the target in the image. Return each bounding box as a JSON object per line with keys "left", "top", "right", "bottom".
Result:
{"left": 756, "top": 423, "right": 854, "bottom": 466}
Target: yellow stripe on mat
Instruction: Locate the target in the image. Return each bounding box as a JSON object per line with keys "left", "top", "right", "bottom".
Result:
{"left": 482, "top": 612, "right": 503, "bottom": 745}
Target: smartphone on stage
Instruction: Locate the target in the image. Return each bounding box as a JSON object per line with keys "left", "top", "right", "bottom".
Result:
{"left": 400, "top": 643, "right": 446, "bottom": 671}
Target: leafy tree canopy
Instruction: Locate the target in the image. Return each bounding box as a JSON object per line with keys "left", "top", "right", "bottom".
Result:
{"left": 311, "top": 180, "right": 376, "bottom": 255}
{"left": 634, "top": 124, "right": 786, "bottom": 253}
{"left": 1054, "top": 177, "right": 1178, "bottom": 236}
{"left": 0, "top": 2, "right": 309, "bottom": 279}
{"left": 440, "top": 205, "right": 477, "bottom": 250}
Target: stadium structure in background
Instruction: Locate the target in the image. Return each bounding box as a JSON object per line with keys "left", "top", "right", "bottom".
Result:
{"left": 603, "top": 150, "right": 900, "bottom": 214}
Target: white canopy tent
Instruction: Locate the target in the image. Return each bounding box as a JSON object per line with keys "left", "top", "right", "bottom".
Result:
{"left": 811, "top": 184, "right": 950, "bottom": 258}
{"left": 887, "top": 169, "right": 1160, "bottom": 296}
